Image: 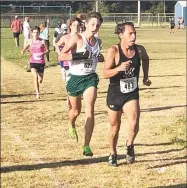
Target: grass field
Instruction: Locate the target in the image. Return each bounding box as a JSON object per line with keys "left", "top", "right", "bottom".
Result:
{"left": 1, "top": 27, "right": 186, "bottom": 188}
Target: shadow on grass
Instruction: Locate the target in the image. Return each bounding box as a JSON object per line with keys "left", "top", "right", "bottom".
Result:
{"left": 1, "top": 147, "right": 186, "bottom": 173}
{"left": 1, "top": 98, "right": 66, "bottom": 104}
{"left": 149, "top": 74, "right": 185, "bottom": 77}
{"left": 0, "top": 155, "right": 110, "bottom": 173}
{"left": 149, "top": 184, "right": 187, "bottom": 188}
{"left": 136, "top": 147, "right": 185, "bottom": 156}
{"left": 137, "top": 155, "right": 187, "bottom": 163}
{"left": 98, "top": 86, "right": 183, "bottom": 94}
{"left": 150, "top": 58, "right": 185, "bottom": 61}
{"left": 134, "top": 142, "right": 174, "bottom": 146}
{"left": 140, "top": 86, "right": 182, "bottom": 91}
{"left": 1, "top": 93, "right": 54, "bottom": 98}
{"left": 141, "top": 105, "right": 186, "bottom": 112}
{"left": 147, "top": 160, "right": 186, "bottom": 169}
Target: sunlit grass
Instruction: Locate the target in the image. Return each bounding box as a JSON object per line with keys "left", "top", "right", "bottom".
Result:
{"left": 1, "top": 26, "right": 186, "bottom": 188}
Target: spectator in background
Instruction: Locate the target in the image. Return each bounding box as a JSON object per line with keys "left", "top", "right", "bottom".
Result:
{"left": 53, "top": 20, "right": 62, "bottom": 51}
{"left": 11, "top": 15, "right": 22, "bottom": 47}
{"left": 23, "top": 17, "right": 31, "bottom": 48}
{"left": 180, "top": 17, "right": 184, "bottom": 30}
{"left": 169, "top": 17, "right": 175, "bottom": 34}
{"left": 177, "top": 17, "right": 181, "bottom": 29}
{"left": 23, "top": 17, "right": 31, "bottom": 72}
{"left": 39, "top": 20, "right": 50, "bottom": 63}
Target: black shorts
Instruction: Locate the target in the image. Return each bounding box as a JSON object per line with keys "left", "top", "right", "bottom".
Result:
{"left": 30, "top": 63, "right": 45, "bottom": 73}
{"left": 170, "top": 26, "right": 174, "bottom": 29}
{"left": 13, "top": 32, "right": 20, "bottom": 38}
{"left": 107, "top": 92, "right": 139, "bottom": 111}
{"left": 45, "top": 40, "right": 50, "bottom": 48}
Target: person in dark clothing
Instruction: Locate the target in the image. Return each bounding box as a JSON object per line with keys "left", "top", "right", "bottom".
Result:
{"left": 170, "top": 17, "right": 175, "bottom": 34}
{"left": 103, "top": 22, "right": 151, "bottom": 167}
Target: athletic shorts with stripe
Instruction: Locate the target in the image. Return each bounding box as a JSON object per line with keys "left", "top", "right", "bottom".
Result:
{"left": 66, "top": 73, "right": 99, "bottom": 96}
{"left": 107, "top": 92, "right": 139, "bottom": 111}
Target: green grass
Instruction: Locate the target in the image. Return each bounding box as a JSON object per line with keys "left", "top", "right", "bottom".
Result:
{"left": 2, "top": 27, "right": 185, "bottom": 69}
{"left": 1, "top": 28, "right": 59, "bottom": 68}
{"left": 167, "top": 118, "right": 186, "bottom": 147}
{"left": 1, "top": 26, "right": 186, "bottom": 188}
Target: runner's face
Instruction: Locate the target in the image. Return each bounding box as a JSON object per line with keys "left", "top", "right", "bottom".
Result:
{"left": 32, "top": 30, "right": 40, "bottom": 39}
{"left": 70, "top": 21, "right": 80, "bottom": 34}
{"left": 120, "top": 25, "right": 136, "bottom": 47}
{"left": 85, "top": 18, "right": 101, "bottom": 35}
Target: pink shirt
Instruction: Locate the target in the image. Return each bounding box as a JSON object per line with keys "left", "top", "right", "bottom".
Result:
{"left": 11, "top": 20, "right": 21, "bottom": 33}
{"left": 30, "top": 39, "right": 45, "bottom": 64}
{"left": 60, "top": 34, "right": 70, "bottom": 67}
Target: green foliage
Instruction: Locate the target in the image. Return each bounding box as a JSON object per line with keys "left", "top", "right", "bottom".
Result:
{"left": 97, "top": 2, "right": 109, "bottom": 14}
{"left": 1, "top": 29, "right": 58, "bottom": 69}
{"left": 161, "top": 117, "right": 186, "bottom": 147}
{"left": 149, "top": 2, "right": 165, "bottom": 15}
{"left": 1, "top": 1, "right": 177, "bottom": 14}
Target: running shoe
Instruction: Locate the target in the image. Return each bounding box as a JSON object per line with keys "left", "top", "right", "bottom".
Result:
{"left": 36, "top": 93, "right": 40, "bottom": 99}
{"left": 83, "top": 146, "right": 93, "bottom": 157}
{"left": 126, "top": 145, "right": 135, "bottom": 164}
{"left": 108, "top": 154, "right": 118, "bottom": 167}
{"left": 68, "top": 126, "right": 78, "bottom": 142}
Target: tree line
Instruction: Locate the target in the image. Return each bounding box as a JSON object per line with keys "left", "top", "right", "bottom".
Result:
{"left": 2, "top": 1, "right": 177, "bottom": 14}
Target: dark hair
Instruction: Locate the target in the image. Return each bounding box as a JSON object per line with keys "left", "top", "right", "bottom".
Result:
{"left": 114, "top": 22, "right": 134, "bottom": 34}
{"left": 57, "top": 20, "right": 62, "bottom": 27}
{"left": 41, "top": 21, "right": 47, "bottom": 27}
{"left": 68, "top": 17, "right": 82, "bottom": 27}
{"left": 86, "top": 12, "right": 103, "bottom": 24}
{"left": 68, "top": 17, "right": 82, "bottom": 32}
{"left": 31, "top": 26, "right": 40, "bottom": 33}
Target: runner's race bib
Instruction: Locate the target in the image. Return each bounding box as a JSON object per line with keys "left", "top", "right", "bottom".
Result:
{"left": 33, "top": 53, "right": 43, "bottom": 60}
{"left": 83, "top": 59, "right": 95, "bottom": 73}
{"left": 120, "top": 77, "right": 137, "bottom": 93}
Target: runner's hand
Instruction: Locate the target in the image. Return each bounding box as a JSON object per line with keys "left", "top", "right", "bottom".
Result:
{"left": 143, "top": 79, "right": 151, "bottom": 86}
{"left": 97, "top": 53, "right": 104, "bottom": 62}
{"left": 72, "top": 51, "right": 92, "bottom": 60}
{"left": 117, "top": 60, "right": 132, "bottom": 72}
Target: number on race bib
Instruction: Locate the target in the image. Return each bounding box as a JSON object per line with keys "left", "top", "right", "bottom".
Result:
{"left": 84, "top": 62, "right": 92, "bottom": 68}
{"left": 33, "top": 53, "right": 42, "bottom": 60}
{"left": 120, "top": 77, "right": 137, "bottom": 93}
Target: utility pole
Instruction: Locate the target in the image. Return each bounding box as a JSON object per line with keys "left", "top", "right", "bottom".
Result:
{"left": 138, "top": 1, "right": 140, "bottom": 27}
{"left": 163, "top": 1, "right": 166, "bottom": 23}
{"left": 96, "top": 0, "right": 99, "bottom": 12}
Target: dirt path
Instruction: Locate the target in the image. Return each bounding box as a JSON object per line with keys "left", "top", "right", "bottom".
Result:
{"left": 1, "top": 57, "right": 186, "bottom": 188}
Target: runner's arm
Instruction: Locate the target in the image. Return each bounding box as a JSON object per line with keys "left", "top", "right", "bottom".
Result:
{"left": 103, "top": 46, "right": 120, "bottom": 78}
{"left": 55, "top": 35, "right": 66, "bottom": 56}
{"left": 58, "top": 34, "right": 92, "bottom": 61}
{"left": 137, "top": 45, "right": 149, "bottom": 81}
{"left": 42, "top": 40, "right": 49, "bottom": 55}
{"left": 58, "top": 34, "right": 78, "bottom": 61}
{"left": 10, "top": 22, "right": 13, "bottom": 31}
{"left": 21, "top": 39, "right": 31, "bottom": 54}
{"left": 137, "top": 45, "right": 151, "bottom": 86}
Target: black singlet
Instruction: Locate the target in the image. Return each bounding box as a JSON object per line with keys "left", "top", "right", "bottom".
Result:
{"left": 107, "top": 44, "right": 141, "bottom": 96}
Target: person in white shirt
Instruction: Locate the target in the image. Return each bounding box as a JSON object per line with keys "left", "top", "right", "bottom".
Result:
{"left": 58, "top": 12, "right": 104, "bottom": 157}
{"left": 39, "top": 20, "right": 50, "bottom": 62}
{"left": 23, "top": 17, "right": 30, "bottom": 48}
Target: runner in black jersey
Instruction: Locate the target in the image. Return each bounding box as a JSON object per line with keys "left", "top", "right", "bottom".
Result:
{"left": 103, "top": 22, "right": 151, "bottom": 167}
